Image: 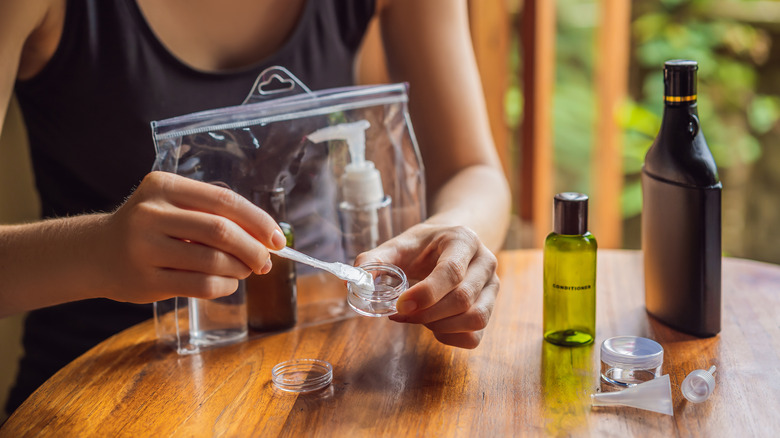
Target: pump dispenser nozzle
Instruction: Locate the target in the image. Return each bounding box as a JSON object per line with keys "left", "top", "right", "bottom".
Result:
{"left": 307, "top": 120, "right": 392, "bottom": 260}
{"left": 308, "top": 120, "right": 383, "bottom": 208}
{"left": 308, "top": 120, "right": 372, "bottom": 168}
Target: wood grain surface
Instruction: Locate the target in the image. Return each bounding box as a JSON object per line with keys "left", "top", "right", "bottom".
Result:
{"left": 2, "top": 250, "right": 779, "bottom": 437}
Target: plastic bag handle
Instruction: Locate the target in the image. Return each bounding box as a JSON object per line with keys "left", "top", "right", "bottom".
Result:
{"left": 241, "top": 66, "right": 314, "bottom": 105}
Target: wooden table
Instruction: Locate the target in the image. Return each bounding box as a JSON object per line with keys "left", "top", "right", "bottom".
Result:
{"left": 2, "top": 250, "right": 779, "bottom": 437}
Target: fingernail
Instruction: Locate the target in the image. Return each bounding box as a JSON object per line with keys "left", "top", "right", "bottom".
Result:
{"left": 261, "top": 258, "right": 272, "bottom": 274}
{"left": 272, "top": 230, "right": 286, "bottom": 249}
{"left": 390, "top": 314, "right": 408, "bottom": 323}
{"left": 397, "top": 300, "right": 417, "bottom": 314}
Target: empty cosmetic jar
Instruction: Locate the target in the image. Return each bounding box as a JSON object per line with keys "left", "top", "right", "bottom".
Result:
{"left": 272, "top": 359, "right": 333, "bottom": 393}
{"left": 600, "top": 336, "right": 664, "bottom": 389}
{"left": 347, "top": 262, "right": 408, "bottom": 317}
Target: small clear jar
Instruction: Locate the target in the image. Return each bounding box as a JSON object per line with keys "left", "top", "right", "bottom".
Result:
{"left": 347, "top": 262, "right": 408, "bottom": 317}
{"left": 272, "top": 359, "right": 333, "bottom": 393}
{"left": 600, "top": 336, "right": 664, "bottom": 389}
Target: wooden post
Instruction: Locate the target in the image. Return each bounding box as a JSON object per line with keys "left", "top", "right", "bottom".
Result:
{"left": 520, "top": 0, "right": 556, "bottom": 247}
{"left": 468, "top": 0, "right": 511, "bottom": 188}
{"left": 593, "top": 0, "right": 631, "bottom": 248}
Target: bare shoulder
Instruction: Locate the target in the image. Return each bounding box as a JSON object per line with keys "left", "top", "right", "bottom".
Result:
{"left": 375, "top": 0, "right": 388, "bottom": 13}
{"left": 0, "top": 0, "right": 65, "bottom": 80}
{"left": 0, "top": 0, "right": 57, "bottom": 42}
{"left": 0, "top": 0, "right": 62, "bottom": 127}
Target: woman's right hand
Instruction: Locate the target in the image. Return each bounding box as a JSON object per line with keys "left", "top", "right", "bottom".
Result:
{"left": 97, "top": 171, "right": 287, "bottom": 304}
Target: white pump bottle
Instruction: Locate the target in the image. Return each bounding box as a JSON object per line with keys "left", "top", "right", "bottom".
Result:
{"left": 307, "top": 120, "right": 392, "bottom": 261}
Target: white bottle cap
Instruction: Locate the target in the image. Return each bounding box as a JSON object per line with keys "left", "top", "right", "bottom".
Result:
{"left": 681, "top": 365, "right": 716, "bottom": 403}
{"left": 342, "top": 161, "right": 384, "bottom": 207}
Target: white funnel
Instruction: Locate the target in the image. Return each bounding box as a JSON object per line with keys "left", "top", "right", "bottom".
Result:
{"left": 591, "top": 374, "right": 674, "bottom": 416}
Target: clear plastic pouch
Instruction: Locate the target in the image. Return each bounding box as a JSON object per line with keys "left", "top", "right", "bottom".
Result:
{"left": 151, "top": 67, "right": 425, "bottom": 354}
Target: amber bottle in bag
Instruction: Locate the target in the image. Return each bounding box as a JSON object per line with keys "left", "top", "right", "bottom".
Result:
{"left": 642, "top": 60, "right": 721, "bottom": 337}
{"left": 246, "top": 187, "right": 297, "bottom": 331}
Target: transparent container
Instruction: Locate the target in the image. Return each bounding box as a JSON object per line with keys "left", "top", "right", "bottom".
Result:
{"left": 339, "top": 195, "right": 393, "bottom": 262}
{"left": 347, "top": 262, "right": 408, "bottom": 317}
{"left": 151, "top": 69, "right": 427, "bottom": 354}
{"left": 600, "top": 336, "right": 664, "bottom": 389}
{"left": 154, "top": 285, "right": 248, "bottom": 355}
{"left": 543, "top": 193, "right": 597, "bottom": 347}
{"left": 272, "top": 359, "right": 333, "bottom": 393}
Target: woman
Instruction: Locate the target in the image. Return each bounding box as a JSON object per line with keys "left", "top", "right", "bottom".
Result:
{"left": 0, "top": 0, "right": 510, "bottom": 414}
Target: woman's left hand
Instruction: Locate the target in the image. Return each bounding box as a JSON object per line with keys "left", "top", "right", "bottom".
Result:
{"left": 355, "top": 222, "right": 500, "bottom": 349}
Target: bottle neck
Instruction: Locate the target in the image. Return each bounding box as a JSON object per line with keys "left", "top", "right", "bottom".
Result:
{"left": 664, "top": 92, "right": 697, "bottom": 106}
{"left": 661, "top": 99, "right": 698, "bottom": 124}
{"left": 644, "top": 60, "right": 719, "bottom": 187}
{"left": 666, "top": 98, "right": 697, "bottom": 110}
{"left": 644, "top": 96, "right": 720, "bottom": 187}
{"left": 663, "top": 61, "right": 697, "bottom": 105}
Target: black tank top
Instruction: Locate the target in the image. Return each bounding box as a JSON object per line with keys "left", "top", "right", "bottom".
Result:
{"left": 6, "top": 0, "right": 375, "bottom": 414}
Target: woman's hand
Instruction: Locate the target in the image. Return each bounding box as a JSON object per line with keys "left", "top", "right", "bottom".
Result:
{"left": 355, "top": 223, "right": 499, "bottom": 349}
{"left": 97, "top": 171, "right": 287, "bottom": 303}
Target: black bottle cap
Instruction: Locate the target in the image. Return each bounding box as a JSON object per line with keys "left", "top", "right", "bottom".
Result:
{"left": 553, "top": 192, "right": 589, "bottom": 235}
{"left": 664, "top": 60, "right": 697, "bottom": 104}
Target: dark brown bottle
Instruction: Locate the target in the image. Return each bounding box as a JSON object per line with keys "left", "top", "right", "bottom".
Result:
{"left": 246, "top": 187, "right": 297, "bottom": 331}
{"left": 642, "top": 60, "right": 721, "bottom": 337}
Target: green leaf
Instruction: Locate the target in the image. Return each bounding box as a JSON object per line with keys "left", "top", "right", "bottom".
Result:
{"left": 748, "top": 95, "right": 780, "bottom": 134}
{"left": 633, "top": 13, "right": 669, "bottom": 43}
{"left": 736, "top": 135, "right": 763, "bottom": 164}
{"left": 617, "top": 100, "right": 661, "bottom": 138}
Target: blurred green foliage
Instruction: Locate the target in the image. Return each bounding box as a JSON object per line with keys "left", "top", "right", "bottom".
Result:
{"left": 623, "top": 0, "right": 771, "bottom": 216}
{"left": 540, "top": 0, "right": 774, "bottom": 217}
{"left": 554, "top": 0, "right": 598, "bottom": 195}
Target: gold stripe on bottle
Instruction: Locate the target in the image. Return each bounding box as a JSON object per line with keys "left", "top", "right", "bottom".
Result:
{"left": 664, "top": 95, "right": 697, "bottom": 102}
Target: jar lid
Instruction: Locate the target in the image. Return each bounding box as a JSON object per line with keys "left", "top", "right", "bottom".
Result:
{"left": 600, "top": 336, "right": 664, "bottom": 369}
{"left": 664, "top": 59, "right": 698, "bottom": 101}
{"left": 272, "top": 359, "right": 333, "bottom": 393}
{"left": 553, "top": 192, "right": 589, "bottom": 235}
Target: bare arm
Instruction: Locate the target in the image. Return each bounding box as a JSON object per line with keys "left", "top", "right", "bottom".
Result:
{"left": 0, "top": 173, "right": 288, "bottom": 317}
{"left": 0, "top": 0, "right": 64, "bottom": 315}
{"left": 357, "top": 0, "right": 510, "bottom": 348}
{"left": 0, "top": 0, "right": 50, "bottom": 125}
{"left": 0, "top": 2, "right": 286, "bottom": 318}
{"left": 378, "top": 0, "right": 510, "bottom": 251}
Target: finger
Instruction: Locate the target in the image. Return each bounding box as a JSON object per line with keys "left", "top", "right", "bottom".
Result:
{"left": 433, "top": 331, "right": 484, "bottom": 350}
{"left": 421, "top": 274, "right": 498, "bottom": 334}
{"left": 354, "top": 235, "right": 414, "bottom": 267}
{"left": 145, "top": 172, "right": 287, "bottom": 250}
{"left": 151, "top": 206, "right": 271, "bottom": 274}
{"left": 151, "top": 269, "right": 241, "bottom": 300}
{"left": 354, "top": 222, "right": 443, "bottom": 265}
{"left": 390, "top": 252, "right": 494, "bottom": 324}
{"left": 147, "top": 236, "right": 257, "bottom": 279}
{"left": 392, "top": 269, "right": 487, "bottom": 324}
{"left": 394, "top": 237, "right": 478, "bottom": 314}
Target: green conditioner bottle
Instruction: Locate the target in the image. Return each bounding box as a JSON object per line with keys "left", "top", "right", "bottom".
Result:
{"left": 543, "top": 192, "right": 597, "bottom": 346}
